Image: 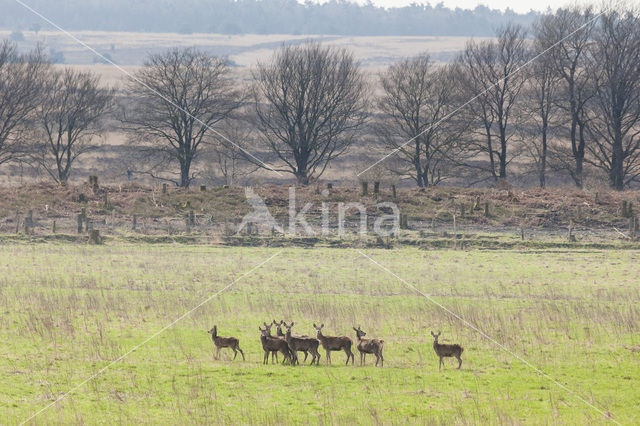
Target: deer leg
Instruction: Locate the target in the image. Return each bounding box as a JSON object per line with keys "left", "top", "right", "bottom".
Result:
{"left": 379, "top": 352, "right": 384, "bottom": 367}
{"left": 216, "top": 347, "right": 220, "bottom": 360}
{"left": 238, "top": 347, "right": 245, "bottom": 361}
{"left": 263, "top": 350, "right": 268, "bottom": 364}
{"left": 303, "top": 351, "right": 309, "bottom": 363}
{"left": 457, "top": 355, "right": 462, "bottom": 369}
{"left": 439, "top": 357, "right": 443, "bottom": 370}
{"left": 375, "top": 353, "right": 379, "bottom": 366}
{"left": 232, "top": 348, "right": 238, "bottom": 360}
{"left": 315, "top": 350, "right": 320, "bottom": 365}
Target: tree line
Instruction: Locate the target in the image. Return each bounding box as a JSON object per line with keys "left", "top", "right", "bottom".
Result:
{"left": 1, "top": 5, "right": 640, "bottom": 190}
{"left": 2, "top": 0, "right": 537, "bottom": 37}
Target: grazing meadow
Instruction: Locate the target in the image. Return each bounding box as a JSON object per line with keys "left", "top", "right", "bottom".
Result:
{"left": 1, "top": 244, "right": 639, "bottom": 424}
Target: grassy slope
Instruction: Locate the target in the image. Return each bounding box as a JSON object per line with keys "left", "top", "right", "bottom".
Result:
{"left": 1, "top": 184, "right": 640, "bottom": 237}
{"left": 1, "top": 244, "right": 639, "bottom": 424}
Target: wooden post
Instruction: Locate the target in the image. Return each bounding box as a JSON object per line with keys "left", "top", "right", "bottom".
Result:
{"left": 520, "top": 227, "right": 524, "bottom": 240}
{"left": 88, "top": 229, "right": 101, "bottom": 244}
{"left": 24, "top": 210, "right": 33, "bottom": 234}
{"left": 373, "top": 181, "right": 380, "bottom": 195}
{"left": 200, "top": 185, "right": 206, "bottom": 192}
{"left": 189, "top": 210, "right": 195, "bottom": 226}
{"left": 399, "top": 213, "right": 408, "bottom": 230}
{"left": 52, "top": 221, "right": 56, "bottom": 234}
{"left": 185, "top": 214, "right": 191, "bottom": 233}
{"left": 361, "top": 181, "right": 368, "bottom": 196}
{"left": 484, "top": 202, "right": 490, "bottom": 217}
{"left": 595, "top": 192, "right": 599, "bottom": 204}
{"left": 460, "top": 204, "right": 465, "bottom": 217}
{"left": 568, "top": 219, "right": 576, "bottom": 242}
{"left": 327, "top": 183, "right": 333, "bottom": 190}
{"left": 77, "top": 214, "right": 84, "bottom": 233}
{"left": 15, "top": 211, "right": 19, "bottom": 233}
{"left": 162, "top": 183, "right": 168, "bottom": 194}
{"left": 622, "top": 201, "right": 628, "bottom": 217}
{"left": 132, "top": 215, "right": 137, "bottom": 231}
{"left": 452, "top": 213, "right": 456, "bottom": 235}
{"left": 391, "top": 185, "right": 396, "bottom": 199}
{"left": 89, "top": 175, "right": 99, "bottom": 193}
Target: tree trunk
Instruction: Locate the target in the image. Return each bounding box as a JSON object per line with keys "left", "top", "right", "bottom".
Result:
{"left": 540, "top": 122, "right": 547, "bottom": 188}
{"left": 180, "top": 158, "right": 192, "bottom": 187}
{"left": 295, "top": 171, "right": 310, "bottom": 185}
{"left": 610, "top": 132, "right": 625, "bottom": 190}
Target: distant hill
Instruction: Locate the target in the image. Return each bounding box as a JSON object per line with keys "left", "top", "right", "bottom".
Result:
{"left": 1, "top": 0, "right": 539, "bottom": 36}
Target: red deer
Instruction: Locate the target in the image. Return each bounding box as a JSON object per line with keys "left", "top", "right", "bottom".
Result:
{"left": 259, "top": 324, "right": 292, "bottom": 364}
{"left": 431, "top": 331, "right": 463, "bottom": 370}
{"left": 313, "top": 323, "right": 354, "bottom": 365}
{"left": 274, "top": 319, "right": 309, "bottom": 363}
{"left": 208, "top": 325, "right": 245, "bottom": 361}
{"left": 353, "top": 326, "right": 384, "bottom": 367}
{"left": 283, "top": 322, "right": 321, "bottom": 365}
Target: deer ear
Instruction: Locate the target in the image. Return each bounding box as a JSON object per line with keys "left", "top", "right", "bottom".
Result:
{"left": 321, "top": 323, "right": 324, "bottom": 328}
{"left": 291, "top": 321, "right": 295, "bottom": 326}
{"left": 313, "top": 323, "right": 317, "bottom": 328}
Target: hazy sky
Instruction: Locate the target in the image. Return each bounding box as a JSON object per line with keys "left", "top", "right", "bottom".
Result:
{"left": 366, "top": 0, "right": 580, "bottom": 13}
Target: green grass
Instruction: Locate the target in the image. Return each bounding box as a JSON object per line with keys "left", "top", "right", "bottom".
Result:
{"left": 1, "top": 244, "right": 639, "bottom": 424}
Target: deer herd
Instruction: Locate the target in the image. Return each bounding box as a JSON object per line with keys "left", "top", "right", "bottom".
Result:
{"left": 209, "top": 321, "right": 464, "bottom": 369}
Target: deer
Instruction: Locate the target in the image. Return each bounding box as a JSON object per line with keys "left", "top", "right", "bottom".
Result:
{"left": 430, "top": 331, "right": 463, "bottom": 370}
{"left": 283, "top": 322, "right": 321, "bottom": 365}
{"left": 208, "top": 325, "right": 245, "bottom": 361}
{"left": 259, "top": 324, "right": 292, "bottom": 365}
{"left": 274, "top": 319, "right": 309, "bottom": 363}
{"left": 353, "top": 326, "right": 384, "bottom": 367}
{"left": 313, "top": 323, "right": 354, "bottom": 365}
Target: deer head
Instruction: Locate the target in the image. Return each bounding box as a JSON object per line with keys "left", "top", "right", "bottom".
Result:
{"left": 353, "top": 326, "right": 366, "bottom": 340}
{"left": 208, "top": 325, "right": 217, "bottom": 337}
{"left": 263, "top": 322, "right": 273, "bottom": 336}
{"left": 430, "top": 331, "right": 441, "bottom": 343}
{"left": 313, "top": 323, "right": 324, "bottom": 338}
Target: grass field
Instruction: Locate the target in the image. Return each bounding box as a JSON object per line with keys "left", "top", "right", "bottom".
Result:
{"left": 1, "top": 244, "right": 639, "bottom": 424}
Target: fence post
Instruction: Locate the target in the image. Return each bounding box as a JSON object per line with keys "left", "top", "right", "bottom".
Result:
{"left": 361, "top": 181, "right": 368, "bottom": 196}
{"left": 77, "top": 214, "right": 84, "bottom": 234}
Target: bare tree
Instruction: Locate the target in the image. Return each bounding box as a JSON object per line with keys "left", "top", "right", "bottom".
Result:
{"left": 252, "top": 42, "right": 368, "bottom": 185}
{"left": 0, "top": 41, "right": 48, "bottom": 167}
{"left": 30, "top": 68, "right": 113, "bottom": 184}
{"left": 457, "top": 25, "right": 529, "bottom": 182}
{"left": 536, "top": 7, "right": 597, "bottom": 188}
{"left": 123, "top": 48, "right": 242, "bottom": 187}
{"left": 520, "top": 37, "right": 561, "bottom": 188}
{"left": 585, "top": 9, "right": 640, "bottom": 189}
{"left": 206, "top": 117, "right": 258, "bottom": 186}
{"left": 376, "top": 56, "right": 468, "bottom": 186}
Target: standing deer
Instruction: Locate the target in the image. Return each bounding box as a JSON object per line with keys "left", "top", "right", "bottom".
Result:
{"left": 259, "top": 325, "right": 292, "bottom": 365}
{"left": 274, "top": 319, "right": 309, "bottom": 363}
{"left": 353, "top": 326, "right": 384, "bottom": 367}
{"left": 283, "top": 322, "right": 321, "bottom": 365}
{"left": 208, "top": 325, "right": 245, "bottom": 361}
{"left": 430, "top": 331, "right": 463, "bottom": 370}
{"left": 313, "top": 323, "right": 354, "bottom": 365}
